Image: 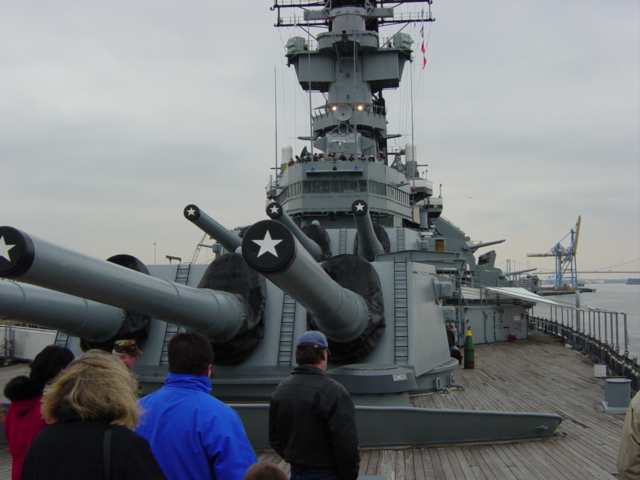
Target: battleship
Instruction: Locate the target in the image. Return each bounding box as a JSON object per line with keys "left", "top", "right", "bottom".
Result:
{"left": 1, "top": 0, "right": 617, "bottom": 451}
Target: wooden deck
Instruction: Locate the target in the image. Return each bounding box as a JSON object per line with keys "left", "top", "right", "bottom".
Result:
{"left": 0, "top": 333, "right": 626, "bottom": 479}
{"left": 255, "top": 332, "right": 625, "bottom": 480}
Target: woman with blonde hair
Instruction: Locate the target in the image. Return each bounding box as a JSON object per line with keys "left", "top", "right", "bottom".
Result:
{"left": 21, "top": 350, "right": 167, "bottom": 480}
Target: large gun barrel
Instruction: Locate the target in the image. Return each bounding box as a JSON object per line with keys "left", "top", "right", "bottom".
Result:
{"left": 266, "top": 202, "right": 324, "bottom": 261}
{"left": 0, "top": 226, "right": 247, "bottom": 343}
{"left": 503, "top": 268, "right": 538, "bottom": 276}
{"left": 242, "top": 220, "right": 369, "bottom": 343}
{"left": 469, "top": 239, "right": 506, "bottom": 252}
{"left": 184, "top": 204, "right": 242, "bottom": 253}
{"left": 0, "top": 280, "right": 123, "bottom": 342}
{"left": 351, "top": 200, "right": 385, "bottom": 262}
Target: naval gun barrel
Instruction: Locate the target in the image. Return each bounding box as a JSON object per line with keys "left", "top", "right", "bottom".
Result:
{"left": 469, "top": 239, "right": 506, "bottom": 252}
{"left": 0, "top": 226, "right": 247, "bottom": 343}
{"left": 351, "top": 200, "right": 385, "bottom": 262}
{"left": 503, "top": 268, "right": 538, "bottom": 276}
{"left": 184, "top": 204, "right": 242, "bottom": 253}
{"left": 266, "top": 202, "right": 324, "bottom": 261}
{"left": 242, "top": 220, "right": 369, "bottom": 343}
{"left": 0, "top": 280, "right": 123, "bottom": 342}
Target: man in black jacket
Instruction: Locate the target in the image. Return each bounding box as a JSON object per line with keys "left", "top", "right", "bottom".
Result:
{"left": 269, "top": 331, "right": 360, "bottom": 480}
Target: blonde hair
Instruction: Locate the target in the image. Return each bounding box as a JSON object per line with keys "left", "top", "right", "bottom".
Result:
{"left": 41, "top": 349, "right": 142, "bottom": 429}
{"left": 243, "top": 462, "right": 288, "bottom": 480}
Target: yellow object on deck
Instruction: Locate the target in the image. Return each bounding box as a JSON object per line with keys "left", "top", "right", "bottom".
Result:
{"left": 464, "top": 328, "right": 475, "bottom": 369}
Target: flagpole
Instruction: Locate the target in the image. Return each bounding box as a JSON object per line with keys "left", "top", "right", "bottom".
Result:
{"left": 410, "top": 52, "right": 415, "bottom": 169}
{"left": 308, "top": 27, "right": 313, "bottom": 154}
{"left": 274, "top": 65, "right": 279, "bottom": 178}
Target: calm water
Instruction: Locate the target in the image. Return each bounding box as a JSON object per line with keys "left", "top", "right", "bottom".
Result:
{"left": 534, "top": 283, "right": 640, "bottom": 360}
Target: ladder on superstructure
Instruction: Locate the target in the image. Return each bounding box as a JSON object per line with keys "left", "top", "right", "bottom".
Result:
{"left": 277, "top": 294, "right": 297, "bottom": 366}
{"left": 160, "top": 264, "right": 191, "bottom": 364}
{"left": 393, "top": 257, "right": 409, "bottom": 365}
{"left": 339, "top": 228, "right": 348, "bottom": 255}
{"left": 54, "top": 332, "right": 71, "bottom": 348}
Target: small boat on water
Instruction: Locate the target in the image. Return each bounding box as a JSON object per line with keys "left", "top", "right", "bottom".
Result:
{"left": 536, "top": 284, "right": 597, "bottom": 296}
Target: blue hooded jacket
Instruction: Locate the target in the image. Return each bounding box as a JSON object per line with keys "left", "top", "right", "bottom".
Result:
{"left": 136, "top": 373, "right": 256, "bottom": 480}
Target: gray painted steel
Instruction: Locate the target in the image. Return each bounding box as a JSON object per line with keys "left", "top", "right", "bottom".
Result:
{"left": 352, "top": 200, "right": 385, "bottom": 262}
{"left": 242, "top": 220, "right": 369, "bottom": 343}
{"left": 0, "top": 228, "right": 246, "bottom": 343}
{"left": 0, "top": 280, "right": 123, "bottom": 342}
{"left": 266, "top": 202, "right": 324, "bottom": 261}
{"left": 183, "top": 204, "right": 242, "bottom": 253}
{"left": 232, "top": 404, "right": 562, "bottom": 450}
{"left": 468, "top": 239, "right": 506, "bottom": 252}
{"left": 603, "top": 378, "right": 632, "bottom": 413}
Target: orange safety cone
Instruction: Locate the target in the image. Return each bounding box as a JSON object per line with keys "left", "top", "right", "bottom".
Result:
{"left": 463, "top": 328, "right": 475, "bottom": 369}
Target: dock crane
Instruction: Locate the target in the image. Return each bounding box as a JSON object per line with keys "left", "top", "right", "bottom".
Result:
{"left": 527, "top": 216, "right": 582, "bottom": 290}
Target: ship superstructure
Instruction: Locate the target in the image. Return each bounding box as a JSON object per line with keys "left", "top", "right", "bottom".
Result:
{"left": 272, "top": 0, "right": 432, "bottom": 227}
{"left": 269, "top": 0, "right": 536, "bottom": 346}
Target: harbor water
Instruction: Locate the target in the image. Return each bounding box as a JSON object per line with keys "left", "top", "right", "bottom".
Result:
{"left": 534, "top": 283, "right": 640, "bottom": 361}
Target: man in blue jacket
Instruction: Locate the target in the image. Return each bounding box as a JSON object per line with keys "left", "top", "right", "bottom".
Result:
{"left": 136, "top": 332, "right": 256, "bottom": 480}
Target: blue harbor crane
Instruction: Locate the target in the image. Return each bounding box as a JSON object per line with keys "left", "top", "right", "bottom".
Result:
{"left": 527, "top": 216, "right": 582, "bottom": 291}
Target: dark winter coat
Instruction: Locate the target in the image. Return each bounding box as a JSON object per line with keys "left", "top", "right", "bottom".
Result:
{"left": 269, "top": 365, "right": 360, "bottom": 480}
{"left": 21, "top": 409, "right": 167, "bottom": 480}
{"left": 3, "top": 375, "right": 47, "bottom": 480}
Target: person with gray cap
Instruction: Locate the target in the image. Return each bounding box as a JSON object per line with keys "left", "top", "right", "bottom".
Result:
{"left": 269, "top": 331, "right": 360, "bottom": 480}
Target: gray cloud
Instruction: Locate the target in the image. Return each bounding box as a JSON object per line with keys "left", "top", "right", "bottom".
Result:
{"left": 1, "top": 0, "right": 638, "bottom": 279}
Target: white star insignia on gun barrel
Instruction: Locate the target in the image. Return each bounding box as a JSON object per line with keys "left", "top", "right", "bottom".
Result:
{"left": 252, "top": 230, "right": 283, "bottom": 258}
{"left": 0, "top": 236, "right": 16, "bottom": 262}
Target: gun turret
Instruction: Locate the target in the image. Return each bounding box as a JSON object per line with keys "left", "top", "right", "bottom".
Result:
{"left": 0, "top": 280, "right": 124, "bottom": 342}
{"left": 184, "top": 204, "right": 242, "bottom": 253}
{"left": 0, "top": 226, "right": 253, "bottom": 351}
{"left": 242, "top": 220, "right": 385, "bottom": 363}
{"left": 266, "top": 202, "right": 326, "bottom": 261}
{"left": 351, "top": 200, "right": 387, "bottom": 262}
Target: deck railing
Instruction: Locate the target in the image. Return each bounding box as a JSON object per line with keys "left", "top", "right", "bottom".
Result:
{"left": 531, "top": 305, "right": 639, "bottom": 392}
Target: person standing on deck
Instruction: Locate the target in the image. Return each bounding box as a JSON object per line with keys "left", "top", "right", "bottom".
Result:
{"left": 4, "top": 345, "right": 74, "bottom": 480}
{"left": 269, "top": 331, "right": 360, "bottom": 480}
{"left": 21, "top": 351, "right": 167, "bottom": 480}
{"left": 112, "top": 339, "right": 142, "bottom": 369}
{"left": 618, "top": 389, "right": 640, "bottom": 479}
{"left": 135, "top": 332, "right": 257, "bottom": 480}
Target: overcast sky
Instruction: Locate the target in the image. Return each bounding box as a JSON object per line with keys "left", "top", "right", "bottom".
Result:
{"left": 1, "top": 1, "right": 638, "bottom": 280}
